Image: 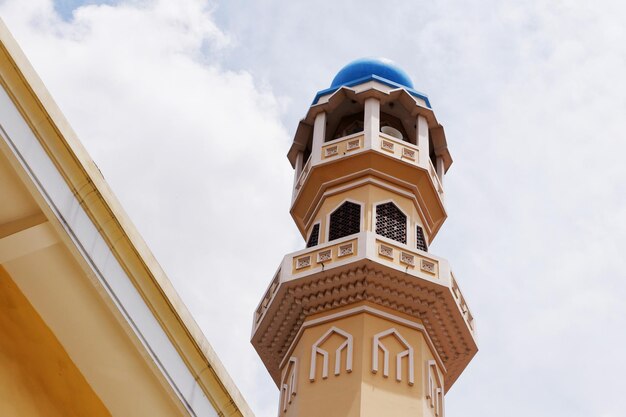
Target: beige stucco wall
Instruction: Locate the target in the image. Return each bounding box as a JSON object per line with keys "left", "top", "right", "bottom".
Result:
{"left": 279, "top": 303, "right": 443, "bottom": 417}
{"left": 307, "top": 183, "right": 429, "bottom": 247}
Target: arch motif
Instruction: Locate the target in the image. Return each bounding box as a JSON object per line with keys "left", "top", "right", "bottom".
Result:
{"left": 371, "top": 328, "right": 414, "bottom": 385}
{"left": 427, "top": 360, "right": 445, "bottom": 416}
{"left": 280, "top": 357, "right": 298, "bottom": 412}
{"left": 309, "top": 326, "right": 353, "bottom": 381}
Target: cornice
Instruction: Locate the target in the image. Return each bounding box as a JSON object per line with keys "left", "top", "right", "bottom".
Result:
{"left": 251, "top": 232, "right": 477, "bottom": 393}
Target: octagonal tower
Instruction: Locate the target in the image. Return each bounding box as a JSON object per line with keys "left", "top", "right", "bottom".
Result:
{"left": 252, "top": 58, "right": 477, "bottom": 417}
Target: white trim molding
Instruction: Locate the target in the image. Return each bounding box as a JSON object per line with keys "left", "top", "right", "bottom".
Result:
{"left": 279, "top": 305, "right": 446, "bottom": 375}
{"left": 372, "top": 328, "right": 415, "bottom": 385}
{"left": 309, "top": 326, "right": 353, "bottom": 381}
{"left": 426, "top": 360, "right": 445, "bottom": 417}
{"left": 280, "top": 357, "right": 298, "bottom": 413}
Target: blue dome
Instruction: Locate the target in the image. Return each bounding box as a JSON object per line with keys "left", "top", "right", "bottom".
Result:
{"left": 330, "top": 57, "right": 414, "bottom": 89}
{"left": 312, "top": 57, "right": 430, "bottom": 108}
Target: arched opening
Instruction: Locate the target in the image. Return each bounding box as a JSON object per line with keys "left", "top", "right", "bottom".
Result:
{"left": 379, "top": 100, "right": 417, "bottom": 145}
{"left": 329, "top": 202, "right": 361, "bottom": 241}
{"left": 375, "top": 202, "right": 407, "bottom": 244}
{"left": 416, "top": 225, "right": 427, "bottom": 252}
{"left": 306, "top": 224, "right": 320, "bottom": 248}
{"left": 324, "top": 97, "right": 365, "bottom": 142}
{"left": 380, "top": 112, "right": 409, "bottom": 143}
{"left": 330, "top": 111, "right": 364, "bottom": 141}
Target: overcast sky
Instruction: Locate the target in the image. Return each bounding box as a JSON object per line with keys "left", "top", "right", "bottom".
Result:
{"left": 1, "top": 1, "right": 626, "bottom": 416}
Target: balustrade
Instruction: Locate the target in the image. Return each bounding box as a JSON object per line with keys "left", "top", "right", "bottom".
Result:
{"left": 292, "top": 132, "right": 446, "bottom": 205}
{"left": 252, "top": 231, "right": 475, "bottom": 337}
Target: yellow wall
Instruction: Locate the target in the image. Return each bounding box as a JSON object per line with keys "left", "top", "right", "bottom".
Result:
{"left": 279, "top": 303, "right": 443, "bottom": 417}
{"left": 307, "top": 183, "right": 429, "bottom": 247}
{"left": 0, "top": 266, "right": 111, "bottom": 417}
{"left": 291, "top": 147, "right": 447, "bottom": 243}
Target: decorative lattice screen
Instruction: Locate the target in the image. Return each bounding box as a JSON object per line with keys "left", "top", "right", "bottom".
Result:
{"left": 306, "top": 224, "right": 320, "bottom": 248}
{"left": 329, "top": 202, "right": 361, "bottom": 241}
{"left": 416, "top": 225, "right": 428, "bottom": 252}
{"left": 375, "top": 202, "right": 407, "bottom": 244}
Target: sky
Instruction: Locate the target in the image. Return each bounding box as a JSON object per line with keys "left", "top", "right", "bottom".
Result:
{"left": 1, "top": 0, "right": 626, "bottom": 416}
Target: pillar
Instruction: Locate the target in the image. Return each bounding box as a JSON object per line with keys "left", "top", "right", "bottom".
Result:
{"left": 417, "top": 115, "right": 429, "bottom": 167}
{"left": 364, "top": 98, "right": 380, "bottom": 151}
{"left": 311, "top": 111, "right": 326, "bottom": 164}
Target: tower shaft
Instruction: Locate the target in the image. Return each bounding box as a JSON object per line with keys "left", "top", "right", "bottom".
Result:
{"left": 279, "top": 302, "right": 445, "bottom": 417}
{"left": 252, "top": 58, "right": 476, "bottom": 417}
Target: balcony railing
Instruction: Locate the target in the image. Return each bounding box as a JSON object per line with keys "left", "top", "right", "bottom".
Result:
{"left": 292, "top": 132, "right": 444, "bottom": 203}
{"left": 294, "top": 155, "right": 312, "bottom": 193}
{"left": 428, "top": 159, "right": 444, "bottom": 198}
{"left": 321, "top": 132, "right": 364, "bottom": 160}
{"left": 377, "top": 132, "right": 420, "bottom": 166}
{"left": 252, "top": 231, "right": 475, "bottom": 336}
{"left": 451, "top": 272, "right": 475, "bottom": 331}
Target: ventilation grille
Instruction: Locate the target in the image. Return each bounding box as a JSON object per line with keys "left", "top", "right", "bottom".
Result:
{"left": 416, "top": 225, "right": 428, "bottom": 252}
{"left": 306, "top": 224, "right": 320, "bottom": 248}
{"left": 375, "top": 202, "right": 407, "bottom": 244}
{"left": 329, "top": 202, "right": 361, "bottom": 241}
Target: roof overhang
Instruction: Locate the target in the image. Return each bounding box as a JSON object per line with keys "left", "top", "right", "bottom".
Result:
{"left": 0, "top": 18, "right": 253, "bottom": 417}
{"left": 313, "top": 74, "right": 432, "bottom": 107}
{"left": 251, "top": 231, "right": 478, "bottom": 393}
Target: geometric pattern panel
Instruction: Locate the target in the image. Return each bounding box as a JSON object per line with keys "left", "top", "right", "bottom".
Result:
{"left": 376, "top": 202, "right": 407, "bottom": 244}
{"left": 329, "top": 202, "right": 361, "bottom": 241}
{"left": 306, "top": 223, "right": 320, "bottom": 248}
{"left": 416, "top": 225, "right": 428, "bottom": 252}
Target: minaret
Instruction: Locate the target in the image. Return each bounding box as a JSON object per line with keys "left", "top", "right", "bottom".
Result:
{"left": 252, "top": 58, "right": 477, "bottom": 417}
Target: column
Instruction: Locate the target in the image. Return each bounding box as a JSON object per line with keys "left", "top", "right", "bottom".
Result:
{"left": 292, "top": 151, "right": 304, "bottom": 200}
{"left": 436, "top": 155, "right": 445, "bottom": 186}
{"left": 311, "top": 111, "right": 326, "bottom": 164}
{"left": 364, "top": 98, "right": 380, "bottom": 151}
{"left": 416, "top": 115, "right": 429, "bottom": 167}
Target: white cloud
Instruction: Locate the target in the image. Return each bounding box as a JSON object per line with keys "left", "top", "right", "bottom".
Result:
{"left": 216, "top": 1, "right": 626, "bottom": 415}
{"left": 2, "top": 0, "right": 626, "bottom": 416}
{"left": 0, "top": 1, "right": 296, "bottom": 416}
